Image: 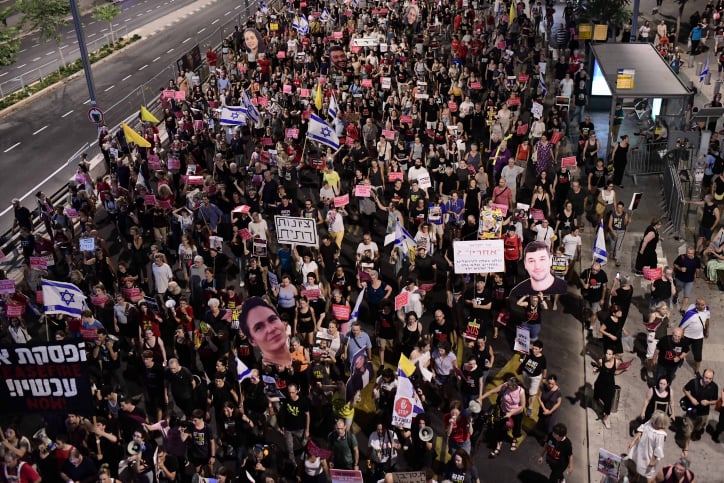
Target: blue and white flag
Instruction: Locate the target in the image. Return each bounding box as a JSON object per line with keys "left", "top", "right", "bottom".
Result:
{"left": 349, "top": 286, "right": 365, "bottom": 323}
{"left": 538, "top": 73, "right": 547, "bottom": 97}
{"left": 384, "top": 219, "right": 417, "bottom": 259}
{"left": 320, "top": 8, "right": 333, "bottom": 23}
{"left": 241, "top": 90, "right": 260, "bottom": 124}
{"left": 306, "top": 113, "right": 339, "bottom": 149}
{"left": 42, "top": 279, "right": 86, "bottom": 317}
{"left": 293, "top": 14, "right": 309, "bottom": 35}
{"left": 392, "top": 370, "right": 424, "bottom": 427}
{"left": 592, "top": 221, "right": 607, "bottom": 265}
{"left": 235, "top": 357, "right": 252, "bottom": 382}
{"left": 220, "top": 106, "right": 246, "bottom": 126}
{"left": 328, "top": 91, "right": 338, "bottom": 119}
{"left": 699, "top": 55, "right": 709, "bottom": 83}
{"left": 259, "top": 0, "right": 268, "bottom": 14}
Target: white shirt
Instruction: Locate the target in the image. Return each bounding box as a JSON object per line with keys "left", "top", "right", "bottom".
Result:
{"left": 559, "top": 78, "right": 574, "bottom": 98}
{"left": 248, "top": 219, "right": 269, "bottom": 241}
{"left": 535, "top": 224, "right": 555, "bottom": 243}
{"left": 562, "top": 233, "right": 582, "bottom": 259}
{"left": 501, "top": 164, "right": 524, "bottom": 190}
{"left": 680, "top": 305, "right": 710, "bottom": 340}
{"left": 152, "top": 262, "right": 174, "bottom": 294}
{"left": 368, "top": 429, "right": 399, "bottom": 464}
{"left": 356, "top": 241, "right": 380, "bottom": 259}
{"left": 407, "top": 165, "right": 429, "bottom": 183}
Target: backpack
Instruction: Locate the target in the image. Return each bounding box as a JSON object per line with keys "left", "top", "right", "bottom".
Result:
{"left": 712, "top": 154, "right": 724, "bottom": 175}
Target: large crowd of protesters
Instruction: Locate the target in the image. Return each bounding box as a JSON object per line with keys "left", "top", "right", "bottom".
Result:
{"left": 3, "top": 0, "right": 724, "bottom": 482}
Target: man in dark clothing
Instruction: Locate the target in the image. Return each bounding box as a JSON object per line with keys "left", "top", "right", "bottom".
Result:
{"left": 165, "top": 358, "right": 195, "bottom": 417}
{"left": 538, "top": 423, "right": 573, "bottom": 482}
{"left": 653, "top": 327, "right": 689, "bottom": 383}
{"left": 681, "top": 369, "right": 719, "bottom": 453}
{"left": 278, "top": 383, "right": 310, "bottom": 466}
{"left": 12, "top": 199, "right": 32, "bottom": 232}
{"left": 60, "top": 449, "right": 97, "bottom": 483}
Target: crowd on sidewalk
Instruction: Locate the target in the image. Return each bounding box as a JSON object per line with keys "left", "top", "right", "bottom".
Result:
{"left": 2, "top": 0, "right": 724, "bottom": 483}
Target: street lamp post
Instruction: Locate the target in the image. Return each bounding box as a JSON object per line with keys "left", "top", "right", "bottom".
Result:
{"left": 69, "top": 0, "right": 97, "bottom": 107}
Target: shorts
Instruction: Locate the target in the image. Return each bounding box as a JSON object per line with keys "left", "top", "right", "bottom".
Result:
{"left": 646, "top": 331, "right": 658, "bottom": 359}
{"left": 378, "top": 338, "right": 394, "bottom": 350}
{"left": 699, "top": 225, "right": 713, "bottom": 240}
{"left": 523, "top": 373, "right": 543, "bottom": 397}
{"left": 584, "top": 299, "right": 602, "bottom": 315}
{"left": 675, "top": 279, "right": 694, "bottom": 299}
{"left": 685, "top": 336, "right": 704, "bottom": 362}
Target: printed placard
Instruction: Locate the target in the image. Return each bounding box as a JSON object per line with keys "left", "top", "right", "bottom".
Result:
{"left": 507, "top": 96, "right": 521, "bottom": 106}
{"left": 167, "top": 157, "right": 181, "bottom": 170}
{"left": 400, "top": 115, "right": 413, "bottom": 124}
{"left": 333, "top": 31, "right": 343, "bottom": 39}
{"left": 334, "top": 194, "right": 350, "bottom": 207}
{"left": 187, "top": 176, "right": 204, "bottom": 186}
{"left": 597, "top": 448, "right": 622, "bottom": 478}
{"left": 530, "top": 209, "right": 545, "bottom": 221}
{"left": 643, "top": 266, "right": 663, "bottom": 281}
{"left": 65, "top": 208, "right": 78, "bottom": 218}
{"left": 79, "top": 237, "right": 95, "bottom": 252}
{"left": 448, "top": 101, "right": 457, "bottom": 112}
{"left": 147, "top": 154, "right": 161, "bottom": 170}
{"left": 332, "top": 304, "right": 351, "bottom": 320}
{"left": 91, "top": 294, "right": 110, "bottom": 307}
{"left": 0, "top": 279, "right": 16, "bottom": 294}
{"left": 283, "top": 84, "right": 292, "bottom": 93}
{"left": 354, "top": 185, "right": 371, "bottom": 197}
{"left": 7, "top": 304, "right": 23, "bottom": 317}
{"left": 302, "top": 288, "right": 321, "bottom": 300}
{"left": 394, "top": 291, "right": 409, "bottom": 311}
{"left": 30, "top": 257, "right": 48, "bottom": 271}
{"left": 517, "top": 123, "right": 529, "bottom": 135}
{"left": 162, "top": 89, "right": 176, "bottom": 99}
{"left": 470, "top": 81, "right": 482, "bottom": 89}
{"left": 274, "top": 216, "right": 319, "bottom": 247}
{"left": 257, "top": 97, "right": 269, "bottom": 107}
{"left": 491, "top": 203, "right": 508, "bottom": 216}
{"left": 122, "top": 287, "right": 142, "bottom": 302}
{"left": 517, "top": 73, "right": 530, "bottom": 83}
{"left": 417, "top": 175, "right": 432, "bottom": 190}
{"left": 382, "top": 129, "right": 396, "bottom": 140}
{"left": 300, "top": 88, "right": 311, "bottom": 97}
{"left": 388, "top": 172, "right": 404, "bottom": 182}
{"left": 278, "top": 51, "right": 287, "bottom": 59}
{"left": 144, "top": 195, "right": 157, "bottom": 206}
{"left": 513, "top": 326, "right": 530, "bottom": 353}
{"left": 158, "top": 200, "right": 173, "bottom": 211}
{"left": 174, "top": 90, "right": 186, "bottom": 101}
{"left": 531, "top": 102, "right": 544, "bottom": 119}
{"left": 452, "top": 239, "right": 505, "bottom": 274}
{"left": 361, "top": 78, "right": 373, "bottom": 88}
{"left": 286, "top": 128, "right": 299, "bottom": 139}
{"left": 253, "top": 238, "right": 267, "bottom": 257}
{"left": 381, "top": 77, "right": 391, "bottom": 89}
{"left": 561, "top": 156, "right": 577, "bottom": 168}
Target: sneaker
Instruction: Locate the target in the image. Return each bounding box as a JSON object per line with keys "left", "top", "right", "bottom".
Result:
{"left": 603, "top": 418, "right": 611, "bottom": 429}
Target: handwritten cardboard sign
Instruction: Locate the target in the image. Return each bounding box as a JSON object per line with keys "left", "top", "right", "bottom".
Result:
{"left": 79, "top": 237, "right": 95, "bottom": 252}
{"left": 354, "top": 185, "right": 371, "bottom": 197}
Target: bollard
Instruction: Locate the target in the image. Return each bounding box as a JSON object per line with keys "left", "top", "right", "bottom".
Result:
{"left": 611, "top": 385, "right": 622, "bottom": 413}
{"left": 706, "top": 72, "right": 712, "bottom": 85}
{"left": 696, "top": 62, "right": 704, "bottom": 77}
{"left": 688, "top": 53, "right": 695, "bottom": 68}
{"left": 714, "top": 79, "right": 722, "bottom": 99}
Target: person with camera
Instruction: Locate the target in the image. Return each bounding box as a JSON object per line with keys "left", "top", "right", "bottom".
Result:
{"left": 367, "top": 422, "right": 400, "bottom": 481}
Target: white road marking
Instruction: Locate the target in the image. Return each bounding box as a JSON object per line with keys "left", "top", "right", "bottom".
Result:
{"left": 83, "top": 99, "right": 91, "bottom": 105}
{"left": 19, "top": 49, "right": 26, "bottom": 53}
{"left": 152, "top": 56, "right": 161, "bottom": 62}
{"left": 139, "top": 64, "right": 148, "bottom": 70}
{"left": 32, "top": 43, "right": 39, "bottom": 47}
{"left": 122, "top": 74, "right": 132, "bottom": 81}
{"left": 166, "top": 48, "right": 174, "bottom": 53}
{"left": 146, "top": 8, "right": 152, "bottom": 12}
{"left": 182, "top": 37, "right": 191, "bottom": 43}
{"left": 197, "top": 28, "right": 205, "bottom": 34}
{"left": 88, "top": 21, "right": 96, "bottom": 25}
{"left": 0, "top": 73, "right": 7, "bottom": 77}
{"left": 211, "top": 19, "right": 219, "bottom": 24}
{"left": 59, "top": 45, "right": 68, "bottom": 49}
{"left": 88, "top": 33, "right": 96, "bottom": 37}
{"left": 234, "top": 4, "right": 240, "bottom": 9}
{"left": 46, "top": 51, "right": 54, "bottom": 56}
{"left": 137, "top": 13, "right": 143, "bottom": 16}
{"left": 3, "top": 143, "right": 20, "bottom": 153}
{"left": 224, "top": 10, "right": 231, "bottom": 15}
{"left": 16, "top": 64, "right": 26, "bottom": 69}
{"left": 104, "top": 85, "right": 115, "bottom": 92}
{"left": 125, "top": 18, "right": 132, "bottom": 22}
{"left": 113, "top": 23, "right": 120, "bottom": 27}
{"left": 33, "top": 126, "right": 48, "bottom": 135}
{"left": 61, "top": 110, "right": 74, "bottom": 117}
{"left": 32, "top": 57, "right": 41, "bottom": 62}
{"left": 100, "top": 28, "right": 107, "bottom": 32}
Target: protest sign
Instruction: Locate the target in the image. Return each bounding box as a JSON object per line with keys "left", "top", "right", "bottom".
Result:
{"left": 274, "top": 216, "right": 319, "bottom": 247}
{"left": 0, "top": 279, "right": 16, "bottom": 294}
{"left": 79, "top": 238, "right": 95, "bottom": 252}
{"left": 354, "top": 185, "right": 371, "bottom": 197}
{"left": 330, "top": 469, "right": 363, "bottom": 483}
{"left": 561, "top": 156, "right": 577, "bottom": 168}
{"left": 452, "top": 240, "right": 505, "bottom": 273}
{"left": 30, "top": 257, "right": 47, "bottom": 271}
{"left": 417, "top": 175, "right": 432, "bottom": 190}
{"left": 394, "top": 291, "right": 409, "bottom": 311}
{"left": 514, "top": 325, "right": 530, "bottom": 353}
{"left": 334, "top": 194, "right": 350, "bottom": 207}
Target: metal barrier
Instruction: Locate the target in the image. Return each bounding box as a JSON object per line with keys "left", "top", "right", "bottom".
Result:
{"left": 660, "top": 149, "right": 691, "bottom": 240}
{"left": 628, "top": 140, "right": 669, "bottom": 185}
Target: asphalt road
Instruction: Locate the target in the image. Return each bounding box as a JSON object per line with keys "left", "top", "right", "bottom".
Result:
{"left": 0, "top": 0, "right": 252, "bottom": 234}
{"left": 0, "top": 0, "right": 199, "bottom": 98}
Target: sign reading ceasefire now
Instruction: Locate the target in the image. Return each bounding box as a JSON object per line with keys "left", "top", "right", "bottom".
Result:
{"left": 274, "top": 216, "right": 319, "bottom": 247}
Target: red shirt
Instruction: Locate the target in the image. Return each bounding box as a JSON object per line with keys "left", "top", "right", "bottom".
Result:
{"left": 503, "top": 234, "right": 522, "bottom": 261}
{"left": 443, "top": 412, "right": 470, "bottom": 443}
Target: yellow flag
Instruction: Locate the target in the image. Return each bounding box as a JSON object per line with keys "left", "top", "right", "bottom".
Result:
{"left": 314, "top": 83, "right": 323, "bottom": 111}
{"left": 121, "top": 122, "right": 151, "bottom": 148}
{"left": 509, "top": 1, "right": 516, "bottom": 22}
{"left": 140, "top": 105, "right": 160, "bottom": 123}
{"left": 398, "top": 353, "right": 416, "bottom": 378}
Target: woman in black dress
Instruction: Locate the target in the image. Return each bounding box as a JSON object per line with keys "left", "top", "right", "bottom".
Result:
{"left": 635, "top": 218, "right": 662, "bottom": 274}
{"left": 400, "top": 312, "right": 422, "bottom": 358}
{"left": 610, "top": 134, "right": 630, "bottom": 187}
{"left": 593, "top": 348, "right": 624, "bottom": 429}
{"left": 600, "top": 304, "right": 628, "bottom": 357}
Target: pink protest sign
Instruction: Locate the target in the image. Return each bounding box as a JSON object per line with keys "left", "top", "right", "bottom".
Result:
{"left": 7, "top": 304, "right": 23, "bottom": 317}
{"left": 561, "top": 156, "right": 577, "bottom": 168}
{"left": 65, "top": 208, "right": 78, "bottom": 218}
{"left": 278, "top": 51, "right": 287, "bottom": 59}
{"left": 233, "top": 205, "right": 251, "bottom": 214}
{"left": 388, "top": 171, "right": 404, "bottom": 182}
{"left": 354, "top": 185, "right": 371, "bottom": 197}
{"left": 0, "top": 279, "right": 16, "bottom": 294}
{"left": 30, "top": 257, "right": 47, "bottom": 271}
{"left": 361, "top": 78, "right": 373, "bottom": 88}
{"left": 394, "top": 291, "right": 409, "bottom": 311}
{"left": 518, "top": 73, "right": 530, "bottom": 83}
{"left": 302, "top": 288, "right": 321, "bottom": 300}
{"left": 283, "top": 84, "right": 292, "bottom": 93}
{"left": 91, "top": 294, "right": 110, "bottom": 307}
{"left": 167, "top": 157, "right": 181, "bottom": 170}
{"left": 144, "top": 195, "right": 157, "bottom": 206}
{"left": 470, "top": 81, "right": 482, "bottom": 89}
{"left": 334, "top": 194, "right": 350, "bottom": 207}
{"left": 261, "top": 137, "right": 273, "bottom": 146}
{"left": 550, "top": 131, "right": 563, "bottom": 144}
{"left": 531, "top": 209, "right": 545, "bottom": 221}
{"left": 318, "top": 76, "right": 326, "bottom": 84}
{"left": 240, "top": 228, "right": 253, "bottom": 240}
{"left": 382, "top": 129, "right": 396, "bottom": 140}
{"left": 162, "top": 89, "right": 176, "bottom": 99}
{"left": 507, "top": 96, "right": 521, "bottom": 106}
{"left": 286, "top": 128, "right": 299, "bottom": 139}
{"left": 400, "top": 115, "right": 413, "bottom": 124}
{"left": 148, "top": 157, "right": 161, "bottom": 171}
{"left": 345, "top": 136, "right": 355, "bottom": 146}
{"left": 491, "top": 203, "right": 509, "bottom": 216}
{"left": 333, "top": 31, "right": 343, "bottom": 39}
{"left": 302, "top": 110, "right": 312, "bottom": 120}
{"left": 517, "top": 123, "right": 529, "bottom": 135}
{"left": 300, "top": 88, "right": 311, "bottom": 98}
{"left": 158, "top": 200, "right": 173, "bottom": 211}
{"left": 332, "top": 304, "right": 350, "bottom": 320}
{"left": 122, "top": 287, "right": 142, "bottom": 302}
{"left": 257, "top": 97, "right": 269, "bottom": 107}
{"left": 187, "top": 176, "right": 204, "bottom": 185}
{"left": 174, "top": 91, "right": 186, "bottom": 101}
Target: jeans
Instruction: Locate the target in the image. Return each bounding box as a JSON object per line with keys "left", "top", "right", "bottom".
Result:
{"left": 522, "top": 322, "right": 542, "bottom": 341}
{"left": 284, "top": 428, "right": 306, "bottom": 464}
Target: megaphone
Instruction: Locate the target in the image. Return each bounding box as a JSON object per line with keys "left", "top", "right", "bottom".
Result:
{"left": 419, "top": 426, "right": 434, "bottom": 442}
{"left": 33, "top": 428, "right": 56, "bottom": 451}
{"left": 468, "top": 400, "right": 482, "bottom": 414}
{"left": 127, "top": 441, "right": 143, "bottom": 455}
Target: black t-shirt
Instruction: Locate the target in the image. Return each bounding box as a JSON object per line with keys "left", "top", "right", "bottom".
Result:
{"left": 187, "top": 423, "right": 213, "bottom": 460}
{"left": 465, "top": 287, "right": 492, "bottom": 323}
{"left": 280, "top": 396, "right": 310, "bottom": 431}
{"left": 683, "top": 377, "right": 719, "bottom": 416}
{"left": 581, "top": 268, "right": 608, "bottom": 302}
{"left": 430, "top": 320, "right": 454, "bottom": 347}
{"left": 544, "top": 434, "right": 573, "bottom": 470}
{"left": 521, "top": 353, "right": 547, "bottom": 377}
{"left": 166, "top": 367, "right": 194, "bottom": 400}
{"left": 157, "top": 454, "right": 179, "bottom": 483}
{"left": 461, "top": 365, "right": 484, "bottom": 396}
{"left": 143, "top": 362, "right": 166, "bottom": 394}
{"left": 656, "top": 335, "right": 688, "bottom": 368}
{"left": 651, "top": 278, "right": 673, "bottom": 300}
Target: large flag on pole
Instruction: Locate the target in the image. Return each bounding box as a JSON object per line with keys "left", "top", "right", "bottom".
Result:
{"left": 314, "top": 82, "right": 324, "bottom": 111}
{"left": 385, "top": 219, "right": 417, "bottom": 259}
{"left": 140, "top": 106, "right": 160, "bottom": 123}
{"left": 392, "top": 369, "right": 425, "bottom": 428}
{"left": 121, "top": 123, "right": 151, "bottom": 148}
{"left": 220, "top": 106, "right": 247, "bottom": 126}
{"left": 235, "top": 357, "right": 252, "bottom": 382}
{"left": 699, "top": 55, "right": 709, "bottom": 83}
{"left": 592, "top": 221, "right": 607, "bottom": 265}
{"left": 349, "top": 286, "right": 365, "bottom": 323}
{"left": 509, "top": 1, "right": 516, "bottom": 22}
{"left": 306, "top": 113, "right": 339, "bottom": 150}
{"left": 241, "top": 90, "right": 260, "bottom": 124}
{"left": 327, "top": 91, "right": 338, "bottom": 119}
{"left": 42, "top": 279, "right": 87, "bottom": 317}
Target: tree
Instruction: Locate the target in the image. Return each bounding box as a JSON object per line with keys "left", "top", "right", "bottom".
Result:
{"left": 92, "top": 4, "right": 121, "bottom": 43}
{"left": 674, "top": 0, "right": 689, "bottom": 45}
{"left": 575, "top": 0, "right": 632, "bottom": 42}
{"left": 0, "top": 5, "right": 20, "bottom": 66}
{"left": 18, "top": 0, "right": 70, "bottom": 70}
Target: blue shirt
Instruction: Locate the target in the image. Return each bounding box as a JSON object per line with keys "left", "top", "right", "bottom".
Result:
{"left": 346, "top": 331, "right": 373, "bottom": 360}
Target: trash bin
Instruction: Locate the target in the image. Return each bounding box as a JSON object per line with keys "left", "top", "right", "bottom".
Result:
{"left": 705, "top": 72, "right": 712, "bottom": 85}
{"left": 611, "top": 385, "right": 622, "bottom": 413}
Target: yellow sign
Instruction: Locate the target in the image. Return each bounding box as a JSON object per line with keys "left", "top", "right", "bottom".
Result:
{"left": 616, "top": 74, "right": 634, "bottom": 89}
{"left": 578, "top": 23, "right": 592, "bottom": 40}
{"left": 593, "top": 24, "right": 609, "bottom": 41}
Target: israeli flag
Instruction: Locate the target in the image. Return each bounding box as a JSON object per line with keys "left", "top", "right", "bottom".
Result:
{"left": 220, "top": 106, "right": 246, "bottom": 126}
{"left": 328, "top": 91, "right": 338, "bottom": 119}
{"left": 42, "top": 279, "right": 87, "bottom": 317}
{"left": 699, "top": 55, "right": 709, "bottom": 83}
{"left": 241, "top": 90, "right": 260, "bottom": 124}
{"left": 320, "top": 8, "right": 332, "bottom": 23}
{"left": 306, "top": 113, "right": 340, "bottom": 149}
{"left": 592, "top": 221, "right": 607, "bottom": 265}
{"left": 349, "top": 286, "right": 365, "bottom": 323}
{"left": 385, "top": 219, "right": 417, "bottom": 259}
{"left": 293, "top": 14, "right": 310, "bottom": 36}
{"left": 538, "top": 73, "right": 547, "bottom": 98}
{"left": 259, "top": 0, "right": 268, "bottom": 14}
{"left": 235, "top": 357, "right": 252, "bottom": 382}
